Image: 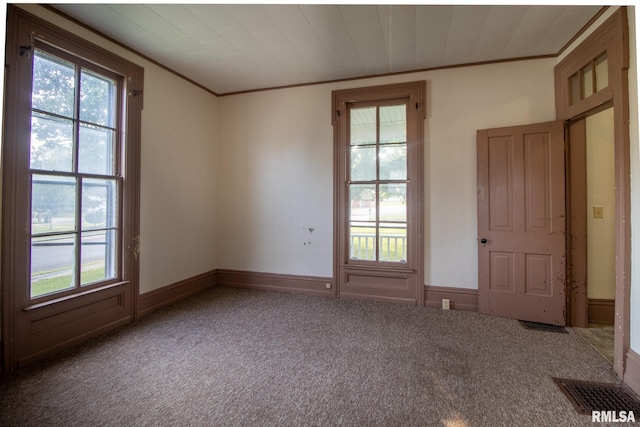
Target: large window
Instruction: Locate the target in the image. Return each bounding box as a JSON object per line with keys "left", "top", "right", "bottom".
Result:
{"left": 333, "top": 82, "right": 425, "bottom": 304}
{"left": 348, "top": 103, "right": 408, "bottom": 263}
{"left": 2, "top": 6, "right": 143, "bottom": 372}
{"left": 30, "top": 47, "right": 121, "bottom": 299}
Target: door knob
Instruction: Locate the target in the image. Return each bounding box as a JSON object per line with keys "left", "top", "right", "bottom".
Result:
{"left": 480, "top": 238, "right": 487, "bottom": 245}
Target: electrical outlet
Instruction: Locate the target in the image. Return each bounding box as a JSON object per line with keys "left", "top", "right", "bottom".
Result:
{"left": 325, "top": 283, "right": 332, "bottom": 289}
{"left": 442, "top": 299, "right": 450, "bottom": 310}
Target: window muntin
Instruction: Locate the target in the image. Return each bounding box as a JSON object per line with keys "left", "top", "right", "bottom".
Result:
{"left": 569, "top": 51, "right": 609, "bottom": 106}
{"left": 348, "top": 103, "right": 408, "bottom": 263}
{"left": 29, "top": 47, "right": 121, "bottom": 299}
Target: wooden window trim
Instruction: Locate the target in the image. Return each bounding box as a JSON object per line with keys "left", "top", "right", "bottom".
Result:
{"left": 332, "top": 81, "right": 425, "bottom": 304}
{"left": 27, "top": 42, "right": 125, "bottom": 303}
{"left": 555, "top": 10, "right": 628, "bottom": 121}
{"left": 2, "top": 5, "right": 143, "bottom": 373}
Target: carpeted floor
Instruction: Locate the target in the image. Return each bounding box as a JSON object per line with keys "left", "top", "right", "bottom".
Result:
{"left": 0, "top": 287, "right": 633, "bottom": 426}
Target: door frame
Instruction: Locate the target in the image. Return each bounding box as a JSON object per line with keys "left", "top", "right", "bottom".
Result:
{"left": 555, "top": 7, "right": 630, "bottom": 377}
{"left": 566, "top": 117, "right": 589, "bottom": 328}
{"left": 565, "top": 102, "right": 615, "bottom": 329}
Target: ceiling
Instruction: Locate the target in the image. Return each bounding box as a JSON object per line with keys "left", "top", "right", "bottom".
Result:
{"left": 51, "top": 4, "right": 604, "bottom": 96}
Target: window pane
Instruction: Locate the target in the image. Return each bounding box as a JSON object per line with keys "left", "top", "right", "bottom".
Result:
{"left": 379, "top": 145, "right": 407, "bottom": 180}
{"left": 350, "top": 146, "right": 377, "bottom": 181}
{"left": 31, "top": 234, "right": 76, "bottom": 297}
{"left": 78, "top": 124, "right": 114, "bottom": 175}
{"left": 30, "top": 112, "right": 74, "bottom": 172}
{"left": 569, "top": 72, "right": 581, "bottom": 105}
{"left": 379, "top": 223, "right": 406, "bottom": 263}
{"left": 582, "top": 64, "right": 594, "bottom": 98}
{"left": 595, "top": 52, "right": 608, "bottom": 92}
{"left": 80, "top": 69, "right": 116, "bottom": 127}
{"left": 380, "top": 184, "right": 406, "bottom": 222}
{"left": 350, "top": 225, "right": 376, "bottom": 261}
{"left": 350, "top": 107, "right": 376, "bottom": 146}
{"left": 31, "top": 174, "right": 76, "bottom": 235}
{"left": 33, "top": 50, "right": 76, "bottom": 118}
{"left": 82, "top": 178, "right": 117, "bottom": 230}
{"left": 26, "top": 46, "right": 126, "bottom": 301}
{"left": 81, "top": 230, "right": 116, "bottom": 286}
{"left": 380, "top": 105, "right": 406, "bottom": 144}
{"left": 350, "top": 184, "right": 376, "bottom": 221}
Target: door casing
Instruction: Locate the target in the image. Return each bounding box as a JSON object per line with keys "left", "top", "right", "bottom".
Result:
{"left": 554, "top": 7, "right": 629, "bottom": 377}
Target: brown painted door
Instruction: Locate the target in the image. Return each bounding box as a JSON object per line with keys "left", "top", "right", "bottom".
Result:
{"left": 477, "top": 121, "right": 566, "bottom": 325}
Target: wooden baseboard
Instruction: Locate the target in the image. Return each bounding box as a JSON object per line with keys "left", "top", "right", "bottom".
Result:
{"left": 424, "top": 285, "right": 478, "bottom": 312}
{"left": 216, "top": 269, "right": 333, "bottom": 297}
{"left": 587, "top": 298, "right": 615, "bottom": 325}
{"left": 137, "top": 270, "right": 217, "bottom": 318}
{"left": 138, "top": 270, "right": 480, "bottom": 316}
{"left": 624, "top": 349, "right": 640, "bottom": 396}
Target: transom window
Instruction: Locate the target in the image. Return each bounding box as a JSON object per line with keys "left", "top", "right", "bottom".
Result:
{"left": 29, "top": 46, "right": 122, "bottom": 299}
{"left": 569, "top": 52, "right": 608, "bottom": 105}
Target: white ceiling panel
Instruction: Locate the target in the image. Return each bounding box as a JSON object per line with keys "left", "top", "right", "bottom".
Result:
{"left": 486, "top": 5, "right": 530, "bottom": 23}
{"left": 51, "top": 4, "right": 603, "bottom": 95}
{"left": 178, "top": 23, "right": 222, "bottom": 44}
{"left": 137, "top": 18, "right": 186, "bottom": 40}
{"left": 185, "top": 5, "right": 238, "bottom": 31}
{"left": 146, "top": 5, "right": 200, "bottom": 27}
{"left": 166, "top": 37, "right": 206, "bottom": 55}
{"left": 521, "top": 6, "right": 568, "bottom": 27}
{"left": 202, "top": 39, "right": 239, "bottom": 57}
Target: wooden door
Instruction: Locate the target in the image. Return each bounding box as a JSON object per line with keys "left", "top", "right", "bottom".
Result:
{"left": 477, "top": 121, "right": 566, "bottom": 325}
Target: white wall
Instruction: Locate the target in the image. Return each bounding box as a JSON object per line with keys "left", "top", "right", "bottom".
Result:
{"left": 139, "top": 70, "right": 219, "bottom": 293}
{"left": 586, "top": 108, "right": 616, "bottom": 300}
{"left": 13, "top": 5, "right": 221, "bottom": 294}
{"left": 217, "top": 58, "right": 557, "bottom": 287}
{"left": 217, "top": 86, "right": 334, "bottom": 277}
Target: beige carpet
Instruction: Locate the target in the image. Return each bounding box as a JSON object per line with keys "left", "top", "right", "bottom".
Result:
{"left": 0, "top": 287, "right": 629, "bottom": 426}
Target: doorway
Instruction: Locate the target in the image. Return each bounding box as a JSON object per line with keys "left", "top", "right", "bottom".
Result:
{"left": 569, "top": 106, "right": 616, "bottom": 363}
{"left": 553, "top": 7, "right": 629, "bottom": 378}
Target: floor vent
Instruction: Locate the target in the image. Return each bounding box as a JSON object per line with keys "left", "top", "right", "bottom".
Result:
{"left": 519, "top": 320, "right": 568, "bottom": 333}
{"left": 553, "top": 378, "right": 640, "bottom": 415}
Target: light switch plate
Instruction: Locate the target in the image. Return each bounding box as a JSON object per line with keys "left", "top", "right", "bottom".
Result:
{"left": 594, "top": 206, "right": 604, "bottom": 219}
